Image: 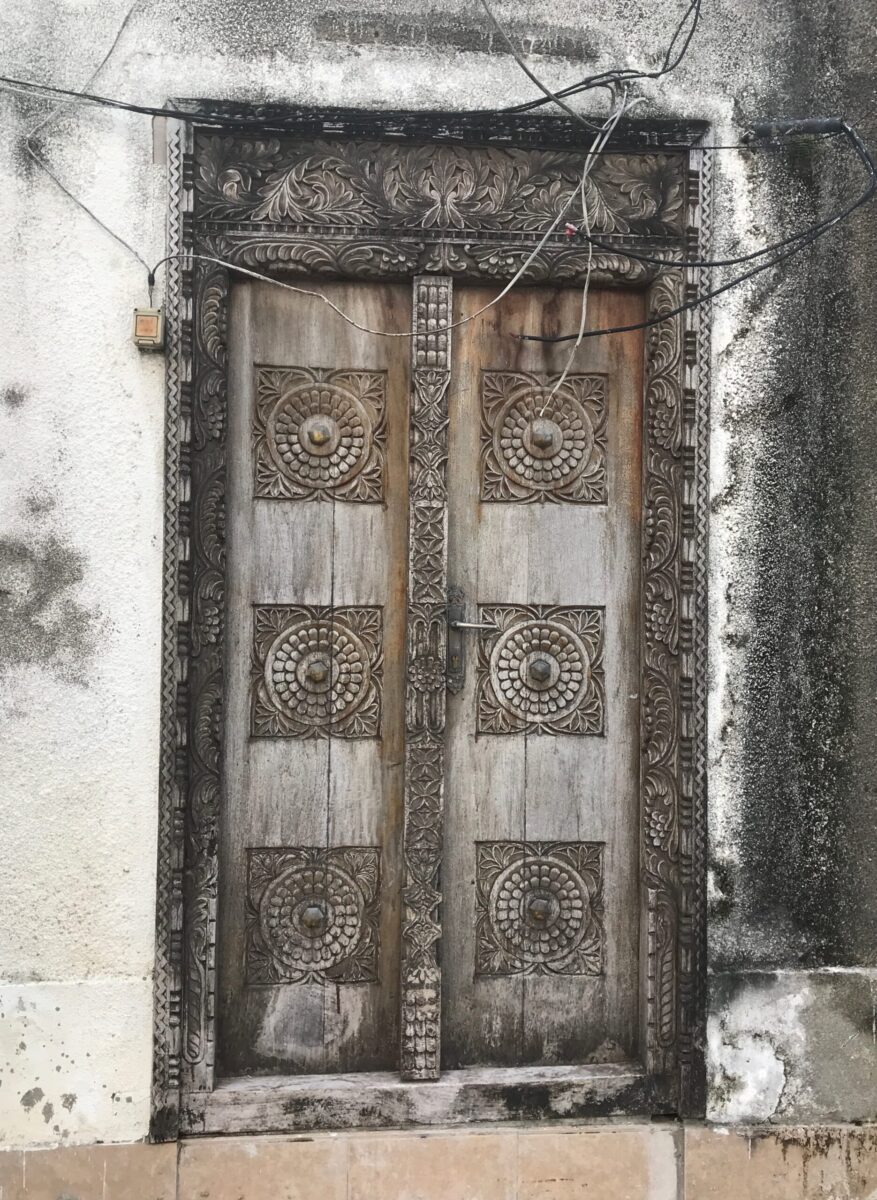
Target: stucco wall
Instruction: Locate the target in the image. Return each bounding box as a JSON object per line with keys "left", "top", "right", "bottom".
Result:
{"left": 1, "top": 0, "right": 875, "bottom": 1149}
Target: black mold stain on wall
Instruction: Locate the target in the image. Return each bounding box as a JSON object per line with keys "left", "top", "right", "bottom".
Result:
{"left": 712, "top": 30, "right": 877, "bottom": 969}
{"left": 0, "top": 534, "right": 100, "bottom": 684}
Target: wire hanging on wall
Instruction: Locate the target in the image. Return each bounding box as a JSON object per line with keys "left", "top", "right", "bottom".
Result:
{"left": 2, "top": 0, "right": 876, "bottom": 344}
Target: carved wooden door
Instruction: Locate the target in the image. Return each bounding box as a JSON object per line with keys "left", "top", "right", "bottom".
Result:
{"left": 216, "top": 273, "right": 645, "bottom": 1082}
{"left": 218, "top": 280, "right": 410, "bottom": 1075}
{"left": 443, "top": 285, "right": 644, "bottom": 1069}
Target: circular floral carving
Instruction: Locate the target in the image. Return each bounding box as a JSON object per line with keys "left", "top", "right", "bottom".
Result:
{"left": 267, "top": 384, "right": 371, "bottom": 490}
{"left": 264, "top": 618, "right": 370, "bottom": 727}
{"left": 490, "top": 619, "right": 590, "bottom": 722}
{"left": 259, "top": 862, "right": 364, "bottom": 973}
{"left": 493, "top": 388, "right": 595, "bottom": 493}
{"left": 489, "top": 856, "right": 590, "bottom": 962}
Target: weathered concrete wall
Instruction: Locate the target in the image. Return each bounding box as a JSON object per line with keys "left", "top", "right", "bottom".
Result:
{"left": 1, "top": 0, "right": 875, "bottom": 1149}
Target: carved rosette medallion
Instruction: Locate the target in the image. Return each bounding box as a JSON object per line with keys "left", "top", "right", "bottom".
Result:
{"left": 254, "top": 366, "right": 386, "bottom": 501}
{"left": 251, "top": 605, "right": 382, "bottom": 738}
{"left": 475, "top": 841, "right": 604, "bottom": 977}
{"left": 246, "top": 846, "right": 380, "bottom": 985}
{"left": 481, "top": 371, "right": 607, "bottom": 503}
{"left": 476, "top": 605, "right": 605, "bottom": 735}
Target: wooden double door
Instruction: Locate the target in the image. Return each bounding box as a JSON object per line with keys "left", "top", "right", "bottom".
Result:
{"left": 216, "top": 275, "right": 644, "bottom": 1081}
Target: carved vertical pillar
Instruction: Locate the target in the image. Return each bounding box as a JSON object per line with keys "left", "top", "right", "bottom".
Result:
{"left": 641, "top": 268, "right": 685, "bottom": 1082}
{"left": 400, "top": 276, "right": 452, "bottom": 1081}
{"left": 182, "top": 260, "right": 229, "bottom": 1094}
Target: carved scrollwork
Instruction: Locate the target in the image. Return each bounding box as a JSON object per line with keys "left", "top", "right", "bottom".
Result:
{"left": 198, "top": 230, "right": 656, "bottom": 286}
{"left": 182, "top": 262, "right": 230, "bottom": 1079}
{"left": 475, "top": 841, "right": 604, "bottom": 977}
{"left": 476, "top": 604, "right": 605, "bottom": 736}
{"left": 480, "top": 370, "right": 607, "bottom": 503}
{"left": 245, "top": 846, "right": 381, "bottom": 985}
{"left": 251, "top": 605, "right": 382, "bottom": 739}
{"left": 254, "top": 365, "right": 386, "bottom": 502}
{"left": 401, "top": 277, "right": 452, "bottom": 1082}
{"left": 642, "top": 269, "right": 686, "bottom": 1072}
{"left": 195, "top": 138, "right": 685, "bottom": 238}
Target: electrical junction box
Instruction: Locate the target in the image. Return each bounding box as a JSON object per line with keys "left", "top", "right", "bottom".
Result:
{"left": 133, "top": 307, "right": 165, "bottom": 350}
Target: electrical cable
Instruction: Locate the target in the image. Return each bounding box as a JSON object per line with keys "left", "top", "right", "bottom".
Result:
{"left": 478, "top": 0, "right": 608, "bottom": 130}
{"left": 517, "top": 122, "right": 877, "bottom": 343}
{"left": 538, "top": 89, "right": 634, "bottom": 413}
{"left": 499, "top": 0, "right": 701, "bottom": 115}
{"left": 146, "top": 93, "right": 636, "bottom": 341}
{"left": 565, "top": 130, "right": 864, "bottom": 271}
{"left": 23, "top": 0, "right": 149, "bottom": 270}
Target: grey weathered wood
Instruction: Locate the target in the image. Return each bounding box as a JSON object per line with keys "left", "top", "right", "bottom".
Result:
{"left": 184, "top": 1063, "right": 652, "bottom": 1135}
{"left": 218, "top": 279, "right": 409, "bottom": 1076}
{"left": 443, "top": 287, "right": 644, "bottom": 1069}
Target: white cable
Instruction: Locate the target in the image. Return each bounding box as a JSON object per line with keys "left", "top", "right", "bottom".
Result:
{"left": 539, "top": 90, "right": 639, "bottom": 414}
{"left": 150, "top": 133, "right": 620, "bottom": 342}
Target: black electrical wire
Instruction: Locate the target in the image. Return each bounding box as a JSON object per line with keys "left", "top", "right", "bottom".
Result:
{"left": 499, "top": 0, "right": 701, "bottom": 115}
{"left": 478, "top": 0, "right": 606, "bottom": 131}
{"left": 0, "top": 74, "right": 760, "bottom": 152}
{"left": 567, "top": 126, "right": 863, "bottom": 271}
{"left": 0, "top": 75, "right": 322, "bottom": 131}
{"left": 518, "top": 121, "right": 877, "bottom": 344}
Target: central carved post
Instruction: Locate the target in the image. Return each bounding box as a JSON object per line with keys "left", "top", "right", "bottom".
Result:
{"left": 400, "top": 276, "right": 452, "bottom": 1081}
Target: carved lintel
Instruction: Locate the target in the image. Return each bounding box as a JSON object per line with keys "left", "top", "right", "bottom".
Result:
{"left": 401, "top": 277, "right": 451, "bottom": 1081}
{"left": 193, "top": 139, "right": 686, "bottom": 239}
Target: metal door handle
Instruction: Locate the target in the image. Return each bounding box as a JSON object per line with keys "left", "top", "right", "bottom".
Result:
{"left": 446, "top": 589, "right": 496, "bottom": 692}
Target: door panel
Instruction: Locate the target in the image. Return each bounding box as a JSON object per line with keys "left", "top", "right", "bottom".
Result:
{"left": 217, "top": 279, "right": 410, "bottom": 1076}
{"left": 214, "top": 278, "right": 646, "bottom": 1079}
{"left": 442, "top": 286, "right": 645, "bottom": 1067}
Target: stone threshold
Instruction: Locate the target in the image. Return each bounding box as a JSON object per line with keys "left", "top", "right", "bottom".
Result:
{"left": 1, "top": 1121, "right": 876, "bottom": 1198}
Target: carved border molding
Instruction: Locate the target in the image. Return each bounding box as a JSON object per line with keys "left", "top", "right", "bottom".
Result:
{"left": 153, "top": 114, "right": 710, "bottom": 1138}
{"left": 400, "top": 276, "right": 452, "bottom": 1081}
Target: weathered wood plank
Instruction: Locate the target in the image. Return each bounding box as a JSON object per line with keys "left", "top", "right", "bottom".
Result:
{"left": 217, "top": 279, "right": 409, "bottom": 1077}
{"left": 183, "top": 1063, "right": 655, "bottom": 1135}
{"left": 443, "top": 287, "right": 644, "bottom": 1069}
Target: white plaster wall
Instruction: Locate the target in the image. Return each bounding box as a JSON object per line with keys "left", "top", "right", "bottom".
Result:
{"left": 0, "top": 0, "right": 873, "bottom": 1149}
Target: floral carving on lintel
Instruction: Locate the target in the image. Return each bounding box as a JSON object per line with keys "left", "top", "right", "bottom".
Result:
{"left": 195, "top": 138, "right": 684, "bottom": 238}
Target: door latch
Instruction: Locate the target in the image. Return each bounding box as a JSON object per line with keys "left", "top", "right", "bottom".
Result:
{"left": 446, "top": 588, "right": 494, "bottom": 693}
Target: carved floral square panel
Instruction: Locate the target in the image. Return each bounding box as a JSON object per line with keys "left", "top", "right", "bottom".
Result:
{"left": 475, "top": 604, "right": 605, "bottom": 735}
{"left": 251, "top": 605, "right": 383, "bottom": 739}
{"left": 480, "top": 370, "right": 607, "bottom": 503}
{"left": 475, "top": 840, "right": 604, "bottom": 977}
{"left": 254, "top": 366, "right": 386, "bottom": 502}
{"left": 245, "top": 846, "right": 381, "bottom": 985}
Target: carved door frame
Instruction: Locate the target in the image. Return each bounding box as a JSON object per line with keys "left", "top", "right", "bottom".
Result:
{"left": 151, "top": 105, "right": 711, "bottom": 1140}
